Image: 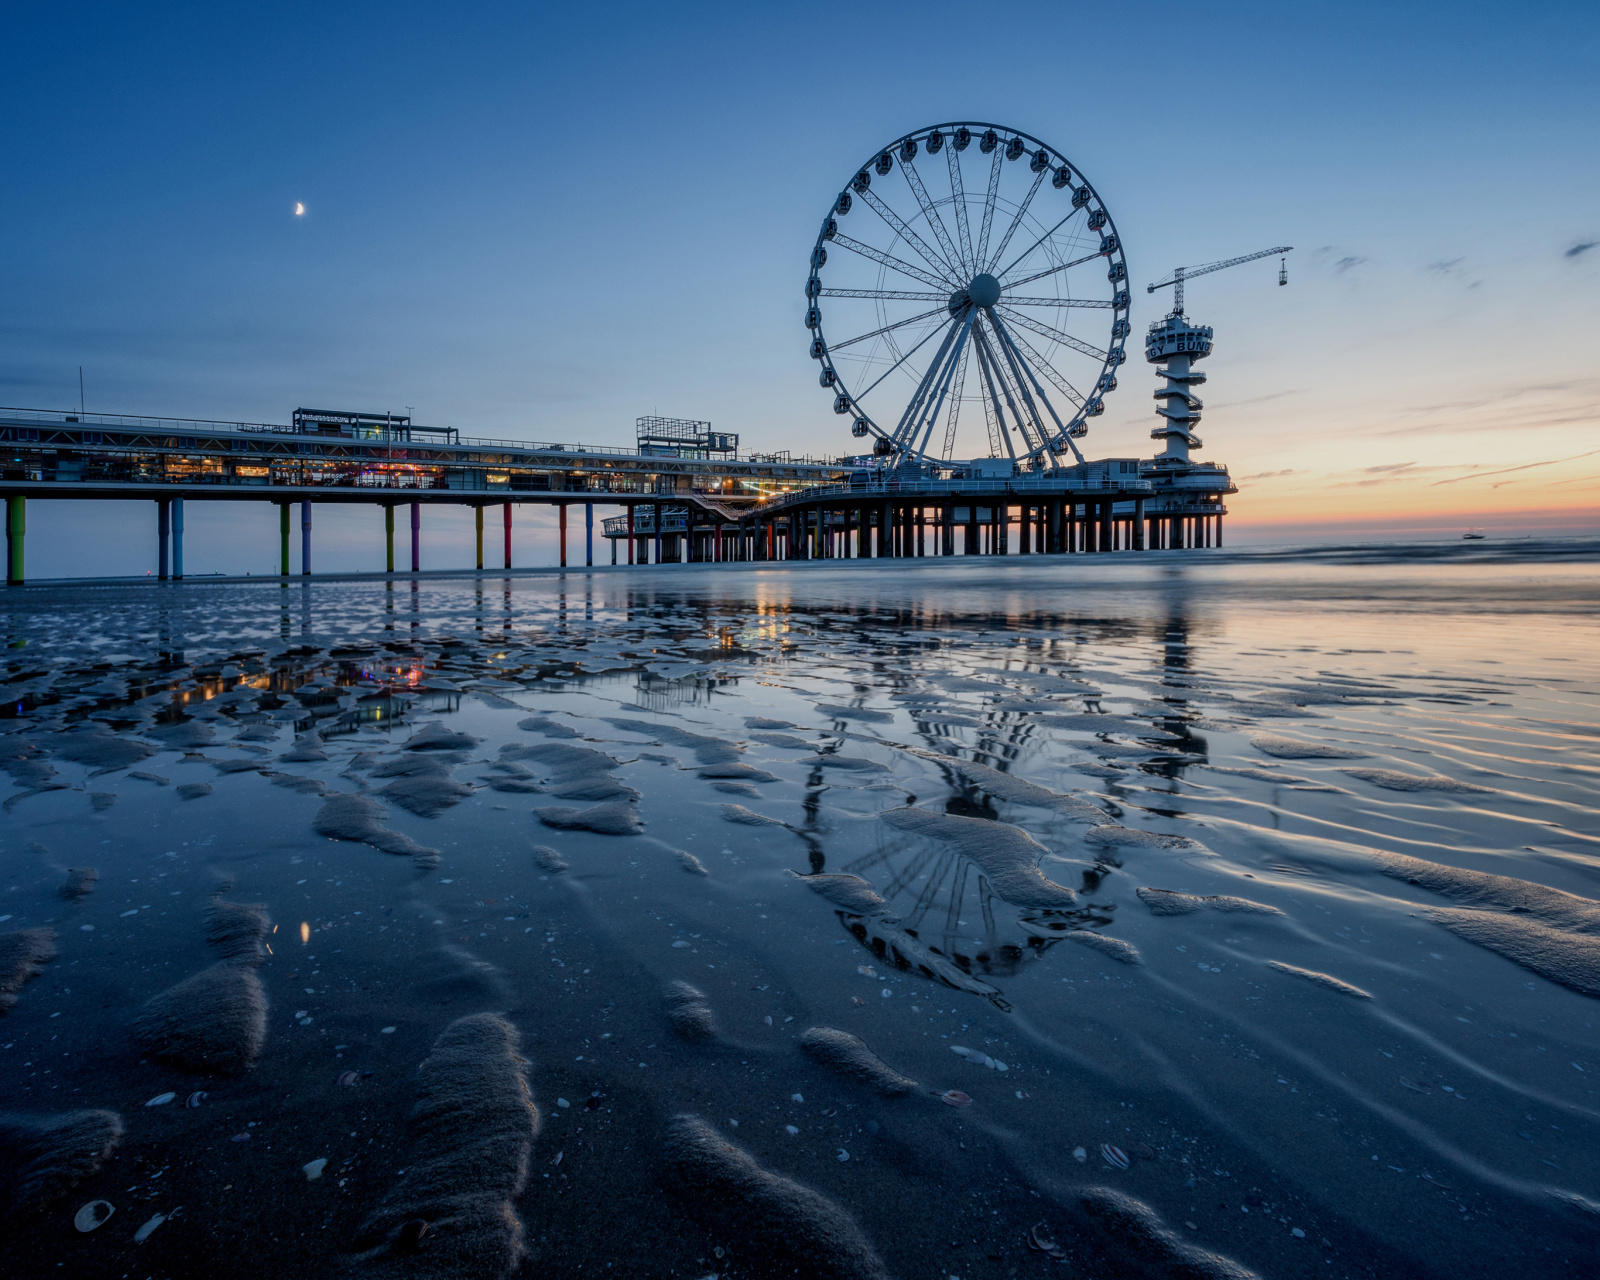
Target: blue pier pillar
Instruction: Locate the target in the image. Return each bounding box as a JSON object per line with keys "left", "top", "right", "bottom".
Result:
{"left": 585, "top": 503, "right": 593, "bottom": 567}
{"left": 157, "top": 499, "right": 171, "bottom": 580}
{"left": 5, "top": 496, "right": 23, "bottom": 586}
{"left": 301, "top": 500, "right": 313, "bottom": 575}
{"left": 172, "top": 498, "right": 185, "bottom": 580}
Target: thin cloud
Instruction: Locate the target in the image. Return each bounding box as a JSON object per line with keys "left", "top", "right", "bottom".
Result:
{"left": 1241, "top": 468, "right": 1296, "bottom": 480}
{"left": 1430, "top": 449, "right": 1600, "bottom": 486}
{"left": 1425, "top": 257, "right": 1464, "bottom": 274}
{"left": 1565, "top": 240, "right": 1597, "bottom": 259}
{"left": 1334, "top": 256, "right": 1366, "bottom": 274}
{"left": 1208, "top": 389, "right": 1307, "bottom": 410}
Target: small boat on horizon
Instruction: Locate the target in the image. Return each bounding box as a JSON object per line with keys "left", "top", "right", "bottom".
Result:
{"left": 1462, "top": 528, "right": 1486, "bottom": 540}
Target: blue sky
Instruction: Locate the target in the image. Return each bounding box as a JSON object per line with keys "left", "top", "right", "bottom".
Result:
{"left": 3, "top": 1, "right": 1596, "bottom": 574}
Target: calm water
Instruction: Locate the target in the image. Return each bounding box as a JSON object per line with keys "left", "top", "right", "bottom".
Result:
{"left": 1, "top": 543, "right": 1597, "bottom": 1279}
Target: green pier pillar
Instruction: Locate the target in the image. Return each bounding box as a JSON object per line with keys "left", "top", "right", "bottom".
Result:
{"left": 5, "top": 496, "right": 23, "bottom": 586}
{"left": 278, "top": 502, "right": 290, "bottom": 576}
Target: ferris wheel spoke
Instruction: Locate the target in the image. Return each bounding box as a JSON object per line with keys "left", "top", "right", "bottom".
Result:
{"left": 830, "top": 232, "right": 950, "bottom": 291}
{"left": 889, "top": 312, "right": 968, "bottom": 448}
{"left": 907, "top": 313, "right": 974, "bottom": 462}
{"left": 847, "top": 314, "right": 955, "bottom": 407}
{"left": 995, "top": 208, "right": 1086, "bottom": 281}
{"left": 940, "top": 341, "right": 970, "bottom": 461}
{"left": 1003, "top": 251, "right": 1103, "bottom": 291}
{"left": 1007, "top": 327, "right": 1086, "bottom": 409}
{"left": 1002, "top": 296, "right": 1113, "bottom": 308}
{"left": 819, "top": 288, "right": 948, "bottom": 302}
{"left": 982, "top": 320, "right": 1050, "bottom": 458}
{"left": 986, "top": 315, "right": 1056, "bottom": 460}
{"left": 901, "top": 160, "right": 964, "bottom": 277}
{"left": 985, "top": 166, "right": 1048, "bottom": 275}
{"left": 988, "top": 310, "right": 1086, "bottom": 465}
{"left": 975, "top": 147, "right": 1005, "bottom": 269}
{"left": 828, "top": 306, "right": 949, "bottom": 353}
{"left": 994, "top": 306, "right": 1107, "bottom": 362}
{"left": 855, "top": 186, "right": 963, "bottom": 284}
{"left": 973, "top": 322, "right": 1029, "bottom": 459}
{"left": 946, "top": 145, "right": 974, "bottom": 273}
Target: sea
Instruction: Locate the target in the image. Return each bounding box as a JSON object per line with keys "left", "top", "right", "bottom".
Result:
{"left": 1, "top": 539, "right": 1596, "bottom": 1279}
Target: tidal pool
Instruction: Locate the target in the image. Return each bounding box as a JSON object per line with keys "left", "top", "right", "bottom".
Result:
{"left": 1, "top": 543, "right": 1597, "bottom": 1278}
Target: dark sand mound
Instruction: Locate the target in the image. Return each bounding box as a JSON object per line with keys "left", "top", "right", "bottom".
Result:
{"left": 814, "top": 704, "right": 894, "bottom": 723}
{"left": 279, "top": 731, "right": 330, "bottom": 762}
{"left": 176, "top": 781, "right": 213, "bottom": 800}
{"left": 719, "top": 803, "right": 789, "bottom": 827}
{"left": 663, "top": 1114, "right": 890, "bottom": 1280}
{"left": 516, "top": 714, "right": 580, "bottom": 739}
{"left": 1249, "top": 733, "right": 1364, "bottom": 760}
{"left": 402, "top": 724, "right": 481, "bottom": 752}
{"left": 145, "top": 720, "right": 216, "bottom": 750}
{"left": 1066, "top": 930, "right": 1143, "bottom": 965}
{"left": 1430, "top": 909, "right": 1600, "bottom": 998}
{"left": 791, "top": 871, "right": 890, "bottom": 916}
{"left": 1081, "top": 1187, "right": 1258, "bottom": 1280}
{"left": 0, "top": 930, "right": 55, "bottom": 1013}
{"left": 530, "top": 844, "right": 568, "bottom": 873}
{"left": 344, "top": 1013, "right": 540, "bottom": 1279}
{"left": 1266, "top": 961, "right": 1372, "bottom": 1000}
{"left": 0, "top": 1110, "right": 124, "bottom": 1220}
{"left": 131, "top": 899, "right": 273, "bottom": 1073}
{"left": 50, "top": 728, "right": 154, "bottom": 773}
{"left": 810, "top": 755, "right": 890, "bottom": 775}
{"left": 0, "top": 737, "right": 53, "bottom": 787}
{"left": 314, "top": 794, "right": 440, "bottom": 865}
{"left": 664, "top": 981, "right": 718, "bottom": 1041}
{"left": 132, "top": 964, "right": 268, "bottom": 1073}
{"left": 1137, "top": 887, "right": 1282, "bottom": 917}
{"left": 800, "top": 1027, "right": 918, "bottom": 1096}
{"left": 1341, "top": 767, "right": 1493, "bottom": 793}
{"left": 604, "top": 717, "right": 743, "bottom": 765}
{"left": 1375, "top": 852, "right": 1600, "bottom": 928}
{"left": 916, "top": 752, "right": 1106, "bottom": 822}
{"left": 880, "top": 808, "right": 1077, "bottom": 909}
{"left": 1084, "top": 825, "right": 1203, "bottom": 852}
{"left": 378, "top": 775, "right": 475, "bottom": 818}
{"left": 696, "top": 762, "right": 777, "bottom": 781}
{"left": 535, "top": 798, "right": 641, "bottom": 836}
{"left": 57, "top": 867, "right": 98, "bottom": 901}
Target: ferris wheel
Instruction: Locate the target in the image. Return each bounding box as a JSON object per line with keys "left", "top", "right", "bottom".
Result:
{"left": 805, "top": 123, "right": 1130, "bottom": 470}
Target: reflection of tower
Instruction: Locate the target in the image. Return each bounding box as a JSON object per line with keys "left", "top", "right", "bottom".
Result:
{"left": 1146, "top": 314, "right": 1212, "bottom": 464}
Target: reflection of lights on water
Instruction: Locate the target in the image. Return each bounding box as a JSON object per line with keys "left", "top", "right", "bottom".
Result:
{"left": 300, "top": 922, "right": 310, "bottom": 944}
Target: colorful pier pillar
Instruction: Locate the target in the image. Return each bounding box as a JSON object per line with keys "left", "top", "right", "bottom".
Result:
{"left": 585, "top": 503, "right": 593, "bottom": 568}
{"left": 157, "top": 499, "right": 171, "bottom": 580}
{"left": 279, "top": 502, "right": 290, "bottom": 576}
{"left": 172, "top": 498, "right": 185, "bottom": 580}
{"left": 300, "top": 500, "right": 313, "bottom": 575}
{"left": 5, "top": 496, "right": 23, "bottom": 586}
{"left": 410, "top": 502, "right": 421, "bottom": 572}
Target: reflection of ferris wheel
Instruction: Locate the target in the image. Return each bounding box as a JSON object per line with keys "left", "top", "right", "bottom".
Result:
{"left": 806, "top": 122, "right": 1130, "bottom": 470}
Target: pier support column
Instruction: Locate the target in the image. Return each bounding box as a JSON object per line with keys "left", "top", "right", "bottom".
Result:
{"left": 410, "top": 502, "right": 421, "bottom": 572}
{"left": 504, "top": 502, "right": 513, "bottom": 569}
{"left": 1099, "top": 499, "right": 1112, "bottom": 553}
{"left": 1216, "top": 511, "right": 1224, "bottom": 547}
{"left": 475, "top": 505, "right": 484, "bottom": 570}
{"left": 172, "top": 498, "right": 185, "bottom": 579}
{"left": 157, "top": 499, "right": 171, "bottom": 580}
{"left": 558, "top": 503, "right": 568, "bottom": 568}
{"left": 5, "top": 496, "right": 23, "bottom": 585}
{"left": 1134, "top": 497, "right": 1147, "bottom": 550}
{"left": 586, "top": 503, "right": 594, "bottom": 567}
{"left": 385, "top": 505, "right": 395, "bottom": 573}
{"left": 626, "top": 506, "right": 635, "bottom": 564}
{"left": 653, "top": 504, "right": 663, "bottom": 566}
{"left": 301, "top": 500, "right": 312, "bottom": 575}
{"left": 279, "top": 502, "right": 290, "bottom": 576}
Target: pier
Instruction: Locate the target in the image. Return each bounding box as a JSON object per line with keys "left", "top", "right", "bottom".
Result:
{"left": 1, "top": 405, "right": 1232, "bottom": 584}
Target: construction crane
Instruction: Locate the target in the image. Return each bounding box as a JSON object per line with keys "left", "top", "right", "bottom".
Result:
{"left": 1148, "top": 246, "right": 1292, "bottom": 316}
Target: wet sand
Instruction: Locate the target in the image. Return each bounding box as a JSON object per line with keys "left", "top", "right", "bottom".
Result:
{"left": 0, "top": 544, "right": 1597, "bottom": 1278}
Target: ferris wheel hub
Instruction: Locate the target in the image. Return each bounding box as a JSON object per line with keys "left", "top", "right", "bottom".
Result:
{"left": 967, "top": 273, "right": 1001, "bottom": 308}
